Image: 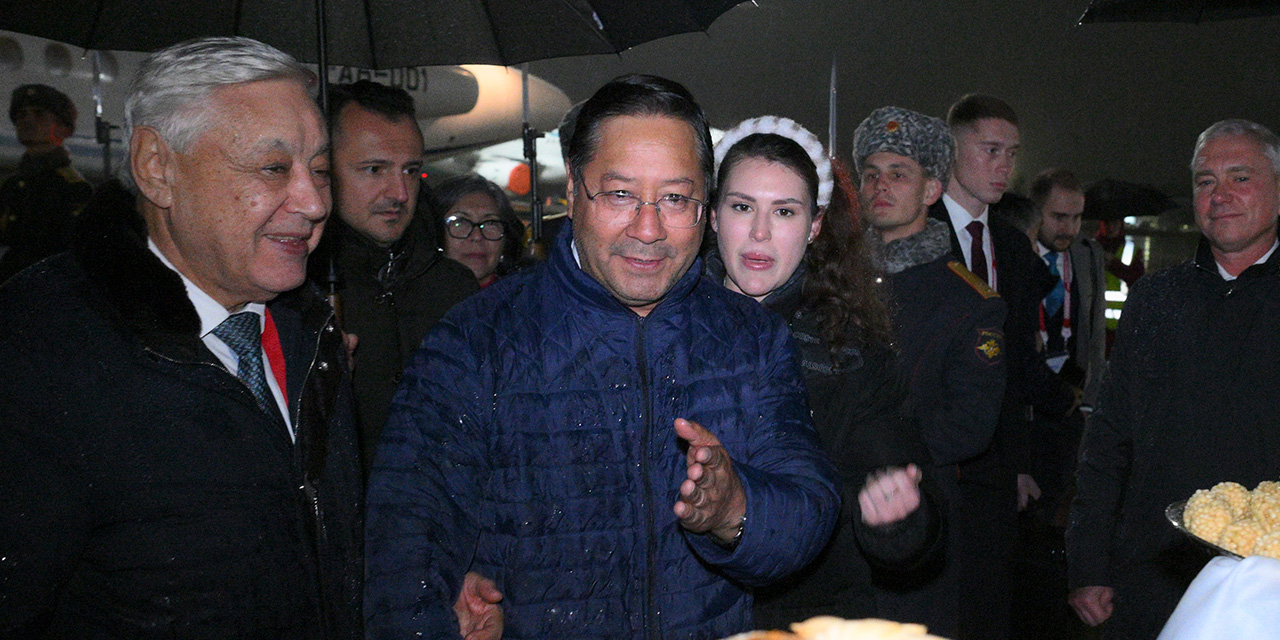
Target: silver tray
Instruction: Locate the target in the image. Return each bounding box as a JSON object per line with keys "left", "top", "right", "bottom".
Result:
{"left": 1167, "top": 499, "right": 1244, "bottom": 559}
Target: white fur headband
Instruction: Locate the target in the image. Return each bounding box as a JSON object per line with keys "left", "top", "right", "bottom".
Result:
{"left": 713, "top": 116, "right": 833, "bottom": 208}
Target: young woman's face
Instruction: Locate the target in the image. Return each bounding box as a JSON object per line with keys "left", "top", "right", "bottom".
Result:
{"left": 443, "top": 191, "right": 504, "bottom": 282}
{"left": 713, "top": 158, "right": 821, "bottom": 300}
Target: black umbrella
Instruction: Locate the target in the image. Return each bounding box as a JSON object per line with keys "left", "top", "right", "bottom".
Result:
{"left": 2, "top": 0, "right": 747, "bottom": 242}
{"left": 1078, "top": 0, "right": 1280, "bottom": 24}
{"left": 0, "top": 0, "right": 747, "bottom": 69}
{"left": 1084, "top": 179, "right": 1179, "bottom": 221}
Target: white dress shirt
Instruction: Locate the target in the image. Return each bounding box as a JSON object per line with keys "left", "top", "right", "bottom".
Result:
{"left": 943, "top": 193, "right": 997, "bottom": 290}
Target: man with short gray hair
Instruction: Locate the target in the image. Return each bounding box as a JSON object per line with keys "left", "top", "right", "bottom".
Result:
{"left": 0, "top": 37, "right": 362, "bottom": 638}
{"left": 1067, "top": 118, "right": 1280, "bottom": 639}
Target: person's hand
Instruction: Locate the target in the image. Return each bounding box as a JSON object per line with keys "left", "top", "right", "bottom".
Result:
{"left": 672, "top": 418, "right": 746, "bottom": 543}
{"left": 1069, "top": 585, "right": 1114, "bottom": 627}
{"left": 858, "top": 465, "right": 922, "bottom": 526}
{"left": 454, "top": 571, "right": 503, "bottom": 640}
{"left": 1017, "top": 473, "right": 1043, "bottom": 512}
{"left": 343, "top": 332, "right": 358, "bottom": 370}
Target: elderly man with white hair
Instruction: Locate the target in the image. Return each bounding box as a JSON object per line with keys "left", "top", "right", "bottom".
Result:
{"left": 1067, "top": 119, "right": 1280, "bottom": 640}
{"left": 0, "top": 37, "right": 362, "bottom": 638}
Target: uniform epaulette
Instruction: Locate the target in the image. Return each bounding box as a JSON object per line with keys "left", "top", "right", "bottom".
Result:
{"left": 946, "top": 260, "right": 1000, "bottom": 299}
{"left": 56, "top": 166, "right": 89, "bottom": 184}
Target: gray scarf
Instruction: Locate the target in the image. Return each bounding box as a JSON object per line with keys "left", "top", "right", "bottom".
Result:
{"left": 867, "top": 217, "right": 953, "bottom": 275}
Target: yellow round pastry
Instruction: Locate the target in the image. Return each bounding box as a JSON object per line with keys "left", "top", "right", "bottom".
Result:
{"left": 1183, "top": 491, "right": 1234, "bottom": 542}
{"left": 1217, "top": 518, "right": 1267, "bottom": 556}
{"left": 1253, "top": 531, "right": 1280, "bottom": 560}
{"left": 789, "top": 616, "right": 948, "bottom": 640}
{"left": 1250, "top": 491, "right": 1280, "bottom": 533}
{"left": 1211, "top": 482, "right": 1252, "bottom": 520}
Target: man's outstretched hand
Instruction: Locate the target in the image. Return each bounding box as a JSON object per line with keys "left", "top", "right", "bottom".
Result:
{"left": 454, "top": 571, "right": 503, "bottom": 640}
{"left": 672, "top": 418, "right": 747, "bottom": 544}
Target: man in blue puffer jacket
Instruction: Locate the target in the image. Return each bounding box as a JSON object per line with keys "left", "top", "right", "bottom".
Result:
{"left": 366, "top": 74, "right": 841, "bottom": 640}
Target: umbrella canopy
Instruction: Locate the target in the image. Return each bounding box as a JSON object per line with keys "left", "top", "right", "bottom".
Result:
{"left": 0, "top": 0, "right": 747, "bottom": 68}
{"left": 1079, "top": 0, "right": 1280, "bottom": 24}
{"left": 1084, "top": 179, "right": 1179, "bottom": 220}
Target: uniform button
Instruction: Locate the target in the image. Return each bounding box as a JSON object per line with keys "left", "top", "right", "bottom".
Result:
{"left": 325, "top": 324, "right": 337, "bottom": 333}
{"left": 317, "top": 361, "right": 330, "bottom": 372}
{"left": 392, "top": 372, "right": 403, "bottom": 385}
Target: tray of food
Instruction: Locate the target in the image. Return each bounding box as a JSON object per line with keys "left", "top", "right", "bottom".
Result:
{"left": 724, "top": 616, "right": 950, "bottom": 640}
{"left": 1170, "top": 481, "right": 1280, "bottom": 559}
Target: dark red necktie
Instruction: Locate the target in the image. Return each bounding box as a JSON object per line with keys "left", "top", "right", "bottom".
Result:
{"left": 966, "top": 220, "right": 989, "bottom": 284}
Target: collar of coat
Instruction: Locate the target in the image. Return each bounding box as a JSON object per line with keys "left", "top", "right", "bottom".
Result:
{"left": 71, "top": 180, "right": 328, "bottom": 361}
{"left": 1193, "top": 235, "right": 1280, "bottom": 281}
{"left": 549, "top": 223, "right": 704, "bottom": 316}
{"left": 868, "top": 216, "right": 953, "bottom": 274}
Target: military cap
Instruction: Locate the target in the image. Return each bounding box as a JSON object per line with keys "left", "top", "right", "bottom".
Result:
{"left": 10, "top": 84, "right": 77, "bottom": 133}
{"left": 853, "top": 106, "right": 953, "bottom": 181}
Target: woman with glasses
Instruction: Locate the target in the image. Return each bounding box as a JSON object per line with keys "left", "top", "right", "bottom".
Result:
{"left": 706, "top": 117, "right": 944, "bottom": 629}
{"left": 432, "top": 174, "right": 526, "bottom": 287}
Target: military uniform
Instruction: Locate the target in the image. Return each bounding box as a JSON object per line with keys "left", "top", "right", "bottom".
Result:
{"left": 0, "top": 147, "right": 92, "bottom": 283}
{"left": 868, "top": 217, "right": 1007, "bottom": 638}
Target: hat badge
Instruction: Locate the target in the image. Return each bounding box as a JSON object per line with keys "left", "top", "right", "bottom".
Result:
{"left": 885, "top": 120, "right": 900, "bottom": 133}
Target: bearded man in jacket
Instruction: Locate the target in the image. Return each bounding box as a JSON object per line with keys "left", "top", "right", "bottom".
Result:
{"left": 365, "top": 74, "right": 841, "bottom": 640}
{"left": 0, "top": 38, "right": 362, "bottom": 638}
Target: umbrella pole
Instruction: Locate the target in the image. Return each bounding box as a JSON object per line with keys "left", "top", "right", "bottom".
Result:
{"left": 315, "top": 0, "right": 343, "bottom": 322}
{"left": 91, "top": 51, "right": 113, "bottom": 179}
{"left": 827, "top": 55, "right": 837, "bottom": 159}
{"left": 522, "top": 65, "right": 544, "bottom": 252}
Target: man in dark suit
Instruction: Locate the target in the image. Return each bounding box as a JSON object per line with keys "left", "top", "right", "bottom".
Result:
{"left": 1012, "top": 168, "right": 1109, "bottom": 639}
{"left": 927, "top": 94, "right": 1065, "bottom": 640}
{"left": 0, "top": 37, "right": 363, "bottom": 638}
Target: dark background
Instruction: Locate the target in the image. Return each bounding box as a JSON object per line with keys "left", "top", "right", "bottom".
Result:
{"left": 528, "top": 0, "right": 1280, "bottom": 198}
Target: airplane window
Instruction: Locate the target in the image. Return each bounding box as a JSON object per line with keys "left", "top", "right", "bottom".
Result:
{"left": 95, "top": 51, "right": 119, "bottom": 82}
{"left": 0, "top": 37, "right": 21, "bottom": 73}
{"left": 44, "top": 43, "right": 72, "bottom": 77}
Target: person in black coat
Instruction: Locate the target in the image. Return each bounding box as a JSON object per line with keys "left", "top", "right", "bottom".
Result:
{"left": 706, "top": 116, "right": 944, "bottom": 630}
{"left": 0, "top": 39, "right": 363, "bottom": 638}
{"left": 1067, "top": 119, "right": 1280, "bottom": 640}
{"left": 318, "top": 81, "right": 479, "bottom": 475}
{"left": 854, "top": 106, "right": 1007, "bottom": 638}
{"left": 927, "top": 95, "right": 1066, "bottom": 640}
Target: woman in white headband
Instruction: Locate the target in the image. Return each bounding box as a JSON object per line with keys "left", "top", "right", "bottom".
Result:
{"left": 707, "top": 116, "right": 944, "bottom": 630}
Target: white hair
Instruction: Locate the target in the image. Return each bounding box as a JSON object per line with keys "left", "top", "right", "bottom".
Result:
{"left": 1191, "top": 119, "right": 1280, "bottom": 176}
{"left": 122, "top": 37, "right": 314, "bottom": 186}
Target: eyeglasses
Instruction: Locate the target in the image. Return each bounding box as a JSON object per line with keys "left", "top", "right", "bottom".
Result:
{"left": 581, "top": 187, "right": 706, "bottom": 228}
{"left": 445, "top": 215, "right": 505, "bottom": 241}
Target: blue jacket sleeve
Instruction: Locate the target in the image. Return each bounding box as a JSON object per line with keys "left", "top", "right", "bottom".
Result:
{"left": 365, "top": 316, "right": 488, "bottom": 640}
{"left": 684, "top": 320, "right": 841, "bottom": 586}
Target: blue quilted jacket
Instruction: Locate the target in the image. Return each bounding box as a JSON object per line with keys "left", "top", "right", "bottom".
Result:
{"left": 365, "top": 228, "right": 840, "bottom": 640}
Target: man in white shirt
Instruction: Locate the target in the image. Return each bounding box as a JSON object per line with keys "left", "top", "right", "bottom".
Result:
{"left": 927, "top": 94, "right": 1062, "bottom": 640}
{"left": 0, "top": 37, "right": 363, "bottom": 638}
{"left": 1068, "top": 119, "right": 1280, "bottom": 640}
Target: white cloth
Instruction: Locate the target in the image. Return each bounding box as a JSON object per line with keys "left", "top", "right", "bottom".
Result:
{"left": 942, "top": 193, "right": 997, "bottom": 290}
{"left": 147, "top": 240, "right": 294, "bottom": 439}
{"left": 1157, "top": 555, "right": 1280, "bottom": 640}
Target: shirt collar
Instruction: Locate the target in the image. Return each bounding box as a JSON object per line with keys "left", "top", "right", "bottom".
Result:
{"left": 147, "top": 238, "right": 265, "bottom": 337}
{"left": 943, "top": 193, "right": 988, "bottom": 229}
{"left": 1217, "top": 238, "right": 1279, "bottom": 281}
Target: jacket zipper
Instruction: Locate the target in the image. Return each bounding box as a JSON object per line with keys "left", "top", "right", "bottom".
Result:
{"left": 296, "top": 312, "right": 335, "bottom": 549}
{"left": 635, "top": 315, "right": 659, "bottom": 640}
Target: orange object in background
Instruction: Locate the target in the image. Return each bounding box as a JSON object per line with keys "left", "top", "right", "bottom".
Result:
{"left": 507, "top": 162, "right": 531, "bottom": 195}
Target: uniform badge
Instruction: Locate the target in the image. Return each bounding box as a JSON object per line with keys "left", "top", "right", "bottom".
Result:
{"left": 975, "top": 329, "right": 1003, "bottom": 363}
